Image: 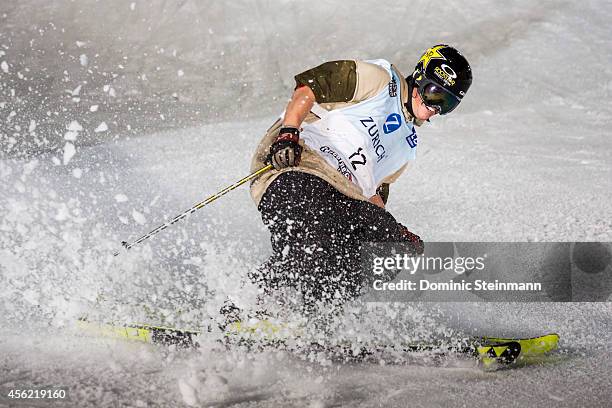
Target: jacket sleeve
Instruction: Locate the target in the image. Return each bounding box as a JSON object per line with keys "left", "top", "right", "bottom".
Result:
{"left": 294, "top": 60, "right": 391, "bottom": 104}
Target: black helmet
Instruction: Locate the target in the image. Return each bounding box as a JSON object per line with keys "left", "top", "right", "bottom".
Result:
{"left": 412, "top": 45, "right": 472, "bottom": 114}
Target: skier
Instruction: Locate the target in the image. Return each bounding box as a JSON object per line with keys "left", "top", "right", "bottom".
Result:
{"left": 248, "top": 44, "right": 472, "bottom": 311}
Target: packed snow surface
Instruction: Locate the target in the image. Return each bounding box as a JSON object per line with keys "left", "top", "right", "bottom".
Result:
{"left": 1, "top": 0, "right": 611, "bottom": 407}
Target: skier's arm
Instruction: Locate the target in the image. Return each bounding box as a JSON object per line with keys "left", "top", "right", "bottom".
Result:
{"left": 269, "top": 60, "right": 388, "bottom": 170}
{"left": 282, "top": 85, "right": 315, "bottom": 128}
{"left": 267, "top": 86, "right": 314, "bottom": 170}
{"left": 369, "top": 194, "right": 385, "bottom": 209}
{"left": 285, "top": 60, "right": 390, "bottom": 127}
{"left": 369, "top": 183, "right": 389, "bottom": 208}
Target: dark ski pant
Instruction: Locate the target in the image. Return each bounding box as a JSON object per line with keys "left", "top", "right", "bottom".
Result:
{"left": 251, "top": 171, "right": 406, "bottom": 309}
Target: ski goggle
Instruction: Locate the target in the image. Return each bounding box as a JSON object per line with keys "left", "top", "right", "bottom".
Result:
{"left": 415, "top": 78, "right": 461, "bottom": 115}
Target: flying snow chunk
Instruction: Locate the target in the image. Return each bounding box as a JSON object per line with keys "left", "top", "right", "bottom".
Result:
{"left": 114, "top": 194, "right": 128, "bottom": 203}
{"left": 1, "top": 61, "right": 8, "bottom": 73}
{"left": 28, "top": 120, "right": 36, "bottom": 132}
{"left": 63, "top": 142, "right": 76, "bottom": 165}
{"left": 130, "top": 2, "right": 136, "bottom": 11}
{"left": 64, "top": 131, "right": 78, "bottom": 141}
{"left": 72, "top": 168, "right": 83, "bottom": 178}
{"left": 76, "top": 41, "right": 86, "bottom": 48}
{"left": 183, "top": 256, "right": 203, "bottom": 266}
{"left": 22, "top": 289, "right": 40, "bottom": 306}
{"left": 80, "top": 54, "right": 88, "bottom": 66}
{"left": 55, "top": 205, "right": 70, "bottom": 221}
{"left": 67, "top": 120, "right": 83, "bottom": 132}
{"left": 90, "top": 104, "right": 99, "bottom": 112}
{"left": 177, "top": 378, "right": 198, "bottom": 407}
{"left": 177, "top": 69, "right": 184, "bottom": 77}
{"left": 71, "top": 84, "right": 82, "bottom": 96}
{"left": 94, "top": 122, "right": 108, "bottom": 132}
{"left": 131, "top": 209, "right": 147, "bottom": 225}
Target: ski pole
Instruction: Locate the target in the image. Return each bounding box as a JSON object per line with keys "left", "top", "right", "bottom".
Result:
{"left": 114, "top": 164, "right": 273, "bottom": 256}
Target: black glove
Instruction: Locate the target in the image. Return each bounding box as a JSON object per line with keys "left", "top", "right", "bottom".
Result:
{"left": 398, "top": 224, "right": 424, "bottom": 255}
{"left": 267, "top": 126, "right": 303, "bottom": 170}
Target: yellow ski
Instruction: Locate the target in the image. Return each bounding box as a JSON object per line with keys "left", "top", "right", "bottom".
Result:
{"left": 77, "top": 318, "right": 559, "bottom": 369}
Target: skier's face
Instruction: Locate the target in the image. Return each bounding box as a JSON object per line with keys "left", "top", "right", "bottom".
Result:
{"left": 411, "top": 87, "right": 439, "bottom": 121}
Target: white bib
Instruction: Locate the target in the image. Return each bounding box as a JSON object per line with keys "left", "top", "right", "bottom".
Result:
{"left": 299, "top": 59, "right": 418, "bottom": 197}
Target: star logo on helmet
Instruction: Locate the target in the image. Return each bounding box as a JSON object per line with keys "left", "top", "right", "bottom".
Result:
{"left": 418, "top": 45, "right": 446, "bottom": 71}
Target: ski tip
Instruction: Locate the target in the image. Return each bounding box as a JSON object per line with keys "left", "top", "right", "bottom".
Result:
{"left": 476, "top": 333, "right": 561, "bottom": 370}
